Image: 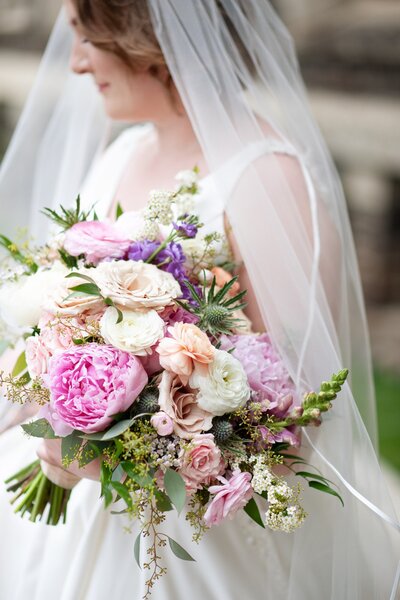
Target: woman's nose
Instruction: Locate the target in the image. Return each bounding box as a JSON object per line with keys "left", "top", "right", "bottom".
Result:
{"left": 69, "top": 40, "right": 91, "bottom": 75}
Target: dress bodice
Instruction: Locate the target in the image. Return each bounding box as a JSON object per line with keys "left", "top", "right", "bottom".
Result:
{"left": 80, "top": 124, "right": 306, "bottom": 241}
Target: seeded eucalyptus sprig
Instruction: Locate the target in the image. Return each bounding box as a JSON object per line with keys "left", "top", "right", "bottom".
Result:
{"left": 179, "top": 275, "right": 247, "bottom": 337}
{"left": 41, "top": 195, "right": 96, "bottom": 231}
{"left": 0, "top": 234, "right": 38, "bottom": 273}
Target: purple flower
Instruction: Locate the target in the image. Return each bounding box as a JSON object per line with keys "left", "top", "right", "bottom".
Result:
{"left": 127, "top": 240, "right": 160, "bottom": 262}
{"left": 173, "top": 221, "right": 198, "bottom": 239}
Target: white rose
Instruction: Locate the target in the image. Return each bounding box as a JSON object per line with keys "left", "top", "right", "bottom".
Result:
{"left": 0, "top": 263, "right": 68, "bottom": 329}
{"left": 189, "top": 349, "right": 250, "bottom": 416}
{"left": 100, "top": 306, "right": 165, "bottom": 355}
{"left": 92, "top": 260, "right": 181, "bottom": 311}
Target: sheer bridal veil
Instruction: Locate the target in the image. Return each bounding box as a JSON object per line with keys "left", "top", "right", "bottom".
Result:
{"left": 0, "top": 1, "right": 399, "bottom": 597}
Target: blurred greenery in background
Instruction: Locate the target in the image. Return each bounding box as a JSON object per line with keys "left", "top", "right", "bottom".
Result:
{"left": 376, "top": 370, "right": 400, "bottom": 472}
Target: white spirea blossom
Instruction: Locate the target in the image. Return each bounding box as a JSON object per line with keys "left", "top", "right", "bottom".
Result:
{"left": 144, "top": 190, "right": 174, "bottom": 226}
{"left": 265, "top": 505, "right": 306, "bottom": 533}
{"left": 175, "top": 193, "right": 196, "bottom": 216}
{"left": 267, "top": 482, "right": 294, "bottom": 505}
{"left": 189, "top": 349, "right": 250, "bottom": 416}
{"left": 0, "top": 262, "right": 68, "bottom": 329}
{"left": 100, "top": 306, "right": 165, "bottom": 356}
{"left": 175, "top": 169, "right": 199, "bottom": 188}
{"left": 249, "top": 455, "right": 274, "bottom": 494}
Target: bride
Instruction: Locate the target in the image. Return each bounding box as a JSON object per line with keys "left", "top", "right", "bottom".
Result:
{"left": 0, "top": 1, "right": 398, "bottom": 598}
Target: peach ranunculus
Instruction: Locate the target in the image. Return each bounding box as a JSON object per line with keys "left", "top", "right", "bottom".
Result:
{"left": 211, "top": 267, "right": 240, "bottom": 296}
{"left": 156, "top": 322, "right": 214, "bottom": 384}
{"left": 158, "top": 371, "right": 213, "bottom": 439}
{"left": 91, "top": 260, "right": 181, "bottom": 312}
{"left": 178, "top": 433, "right": 223, "bottom": 494}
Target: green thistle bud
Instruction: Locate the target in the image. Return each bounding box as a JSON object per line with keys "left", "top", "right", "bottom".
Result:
{"left": 203, "top": 304, "right": 230, "bottom": 327}
{"left": 211, "top": 419, "right": 234, "bottom": 443}
{"left": 136, "top": 387, "right": 159, "bottom": 414}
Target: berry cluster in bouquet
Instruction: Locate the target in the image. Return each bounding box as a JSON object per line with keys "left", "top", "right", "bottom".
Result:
{"left": 0, "top": 168, "right": 348, "bottom": 597}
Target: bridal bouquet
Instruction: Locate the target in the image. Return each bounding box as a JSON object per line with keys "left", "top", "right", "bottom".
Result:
{"left": 0, "top": 168, "right": 347, "bottom": 597}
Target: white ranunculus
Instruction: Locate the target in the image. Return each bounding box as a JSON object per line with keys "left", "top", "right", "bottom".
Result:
{"left": 100, "top": 306, "right": 165, "bottom": 355}
{"left": 189, "top": 349, "right": 250, "bottom": 416}
{"left": 92, "top": 260, "right": 181, "bottom": 311}
{"left": 0, "top": 263, "right": 68, "bottom": 329}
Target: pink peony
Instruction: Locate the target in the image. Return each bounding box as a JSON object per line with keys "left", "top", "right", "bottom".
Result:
{"left": 40, "top": 343, "right": 148, "bottom": 436}
{"left": 25, "top": 335, "right": 51, "bottom": 378}
{"left": 219, "top": 334, "right": 297, "bottom": 418}
{"left": 63, "top": 220, "right": 131, "bottom": 264}
{"left": 178, "top": 433, "right": 223, "bottom": 494}
{"left": 156, "top": 322, "right": 214, "bottom": 384}
{"left": 151, "top": 411, "right": 174, "bottom": 436}
{"left": 204, "top": 470, "right": 253, "bottom": 527}
{"left": 158, "top": 371, "right": 213, "bottom": 439}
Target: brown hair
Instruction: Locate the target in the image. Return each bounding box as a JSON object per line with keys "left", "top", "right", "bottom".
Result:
{"left": 73, "top": 0, "right": 166, "bottom": 73}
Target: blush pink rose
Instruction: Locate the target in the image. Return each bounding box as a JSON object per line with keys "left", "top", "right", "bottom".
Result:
{"left": 156, "top": 322, "right": 214, "bottom": 384}
{"left": 158, "top": 371, "right": 213, "bottom": 439}
{"left": 151, "top": 411, "right": 174, "bottom": 436}
{"left": 178, "top": 433, "right": 223, "bottom": 494}
{"left": 40, "top": 343, "right": 148, "bottom": 436}
{"left": 204, "top": 470, "right": 253, "bottom": 527}
{"left": 25, "top": 335, "right": 51, "bottom": 378}
{"left": 63, "top": 220, "right": 131, "bottom": 264}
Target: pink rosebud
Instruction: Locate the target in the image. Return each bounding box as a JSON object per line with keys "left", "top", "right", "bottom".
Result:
{"left": 178, "top": 434, "right": 223, "bottom": 494}
{"left": 204, "top": 470, "right": 253, "bottom": 527}
{"left": 63, "top": 220, "right": 131, "bottom": 264}
{"left": 151, "top": 411, "right": 174, "bottom": 436}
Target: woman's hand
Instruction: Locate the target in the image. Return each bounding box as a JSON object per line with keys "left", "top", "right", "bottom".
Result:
{"left": 37, "top": 438, "right": 101, "bottom": 487}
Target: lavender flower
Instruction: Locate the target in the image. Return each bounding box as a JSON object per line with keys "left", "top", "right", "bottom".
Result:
{"left": 173, "top": 220, "right": 198, "bottom": 239}
{"left": 127, "top": 240, "right": 160, "bottom": 262}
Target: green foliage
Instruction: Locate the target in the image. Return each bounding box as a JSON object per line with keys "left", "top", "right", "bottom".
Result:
{"left": 22, "top": 419, "right": 58, "bottom": 439}
{"left": 243, "top": 497, "right": 265, "bottom": 528}
{"left": 0, "top": 234, "right": 38, "bottom": 273}
{"left": 180, "top": 276, "right": 247, "bottom": 337}
{"left": 167, "top": 536, "right": 195, "bottom": 562}
{"left": 61, "top": 432, "right": 82, "bottom": 467}
{"left": 41, "top": 195, "right": 95, "bottom": 230}
{"left": 375, "top": 369, "right": 400, "bottom": 472}
{"left": 12, "top": 351, "right": 27, "bottom": 377}
{"left": 164, "top": 469, "right": 186, "bottom": 515}
{"left": 116, "top": 202, "right": 124, "bottom": 219}
{"left": 134, "top": 532, "right": 142, "bottom": 569}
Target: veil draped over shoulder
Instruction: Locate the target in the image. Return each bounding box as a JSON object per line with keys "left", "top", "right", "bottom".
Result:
{"left": 0, "top": 1, "right": 399, "bottom": 597}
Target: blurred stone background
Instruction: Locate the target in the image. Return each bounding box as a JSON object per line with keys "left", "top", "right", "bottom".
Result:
{"left": 0, "top": 0, "right": 399, "bottom": 471}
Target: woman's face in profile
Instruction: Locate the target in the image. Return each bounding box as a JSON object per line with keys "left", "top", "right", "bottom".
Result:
{"left": 63, "top": 0, "right": 171, "bottom": 122}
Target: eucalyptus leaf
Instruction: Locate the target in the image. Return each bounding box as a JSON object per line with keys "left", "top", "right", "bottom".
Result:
{"left": 22, "top": 419, "right": 58, "bottom": 439}
{"left": 134, "top": 532, "right": 141, "bottom": 569}
{"left": 12, "top": 351, "right": 27, "bottom": 377}
{"left": 296, "top": 471, "right": 337, "bottom": 487}
{"left": 308, "top": 481, "right": 344, "bottom": 507}
{"left": 111, "top": 481, "right": 133, "bottom": 508}
{"left": 103, "top": 486, "right": 113, "bottom": 508}
{"left": 79, "top": 442, "right": 102, "bottom": 467}
{"left": 65, "top": 272, "right": 96, "bottom": 283}
{"left": 111, "top": 464, "right": 125, "bottom": 482}
{"left": 88, "top": 418, "right": 135, "bottom": 441}
{"left": 164, "top": 469, "right": 186, "bottom": 515}
{"left": 155, "top": 490, "right": 173, "bottom": 512}
{"left": 167, "top": 536, "right": 195, "bottom": 562}
{"left": 61, "top": 432, "right": 82, "bottom": 466}
{"left": 243, "top": 497, "right": 265, "bottom": 528}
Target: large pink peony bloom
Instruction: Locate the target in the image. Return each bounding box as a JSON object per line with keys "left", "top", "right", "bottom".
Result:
{"left": 204, "top": 470, "right": 253, "bottom": 527}
{"left": 63, "top": 220, "right": 131, "bottom": 264}
{"left": 41, "top": 343, "right": 148, "bottom": 436}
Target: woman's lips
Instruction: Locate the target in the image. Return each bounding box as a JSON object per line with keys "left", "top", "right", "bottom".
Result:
{"left": 97, "top": 83, "right": 110, "bottom": 93}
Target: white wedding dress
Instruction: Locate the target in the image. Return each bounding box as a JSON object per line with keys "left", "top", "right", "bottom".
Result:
{"left": 0, "top": 125, "right": 376, "bottom": 600}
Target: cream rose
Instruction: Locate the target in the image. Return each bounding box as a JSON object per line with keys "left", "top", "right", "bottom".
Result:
{"left": 91, "top": 260, "right": 181, "bottom": 311}
{"left": 45, "top": 269, "right": 104, "bottom": 317}
{"left": 158, "top": 371, "right": 213, "bottom": 439}
{"left": 0, "top": 263, "right": 68, "bottom": 328}
{"left": 189, "top": 349, "right": 250, "bottom": 416}
{"left": 100, "top": 306, "right": 165, "bottom": 355}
